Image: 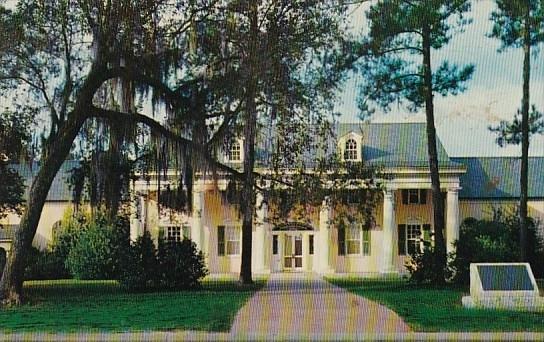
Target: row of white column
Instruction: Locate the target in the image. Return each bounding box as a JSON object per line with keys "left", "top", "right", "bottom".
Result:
{"left": 381, "top": 188, "right": 460, "bottom": 273}
{"left": 132, "top": 185, "right": 460, "bottom": 275}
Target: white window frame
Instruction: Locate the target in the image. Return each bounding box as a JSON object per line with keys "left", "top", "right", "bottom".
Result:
{"left": 225, "top": 225, "right": 241, "bottom": 256}
{"left": 227, "top": 140, "right": 243, "bottom": 163}
{"left": 165, "top": 225, "right": 182, "bottom": 242}
{"left": 339, "top": 132, "right": 362, "bottom": 162}
{"left": 346, "top": 223, "right": 361, "bottom": 255}
{"left": 406, "top": 224, "right": 422, "bottom": 255}
{"left": 344, "top": 138, "right": 358, "bottom": 161}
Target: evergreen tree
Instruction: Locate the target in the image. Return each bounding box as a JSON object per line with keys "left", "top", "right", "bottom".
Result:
{"left": 353, "top": 0, "right": 474, "bottom": 283}
{"left": 488, "top": 0, "right": 544, "bottom": 261}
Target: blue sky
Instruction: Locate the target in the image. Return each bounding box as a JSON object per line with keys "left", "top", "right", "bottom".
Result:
{"left": 339, "top": 0, "right": 544, "bottom": 157}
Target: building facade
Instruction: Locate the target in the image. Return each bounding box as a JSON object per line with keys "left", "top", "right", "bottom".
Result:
{"left": 2, "top": 123, "right": 543, "bottom": 275}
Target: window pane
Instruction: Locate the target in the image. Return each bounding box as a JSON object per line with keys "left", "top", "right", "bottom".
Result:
{"left": 272, "top": 235, "right": 278, "bottom": 255}
{"left": 225, "top": 225, "right": 240, "bottom": 255}
{"left": 182, "top": 225, "right": 190, "bottom": 240}
{"left": 408, "top": 189, "right": 419, "bottom": 204}
{"left": 347, "top": 241, "right": 360, "bottom": 254}
{"left": 226, "top": 241, "right": 240, "bottom": 255}
{"left": 309, "top": 235, "right": 314, "bottom": 255}
{"left": 362, "top": 230, "right": 371, "bottom": 256}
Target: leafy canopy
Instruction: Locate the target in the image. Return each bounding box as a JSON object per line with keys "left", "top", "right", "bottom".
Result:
{"left": 356, "top": 0, "right": 474, "bottom": 116}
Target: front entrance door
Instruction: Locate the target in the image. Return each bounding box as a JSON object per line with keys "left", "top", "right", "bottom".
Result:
{"left": 284, "top": 234, "right": 303, "bottom": 271}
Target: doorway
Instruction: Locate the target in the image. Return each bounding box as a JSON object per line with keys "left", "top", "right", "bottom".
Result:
{"left": 283, "top": 234, "right": 303, "bottom": 271}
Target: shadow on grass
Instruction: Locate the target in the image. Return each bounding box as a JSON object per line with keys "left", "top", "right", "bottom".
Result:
{"left": 327, "top": 276, "right": 544, "bottom": 332}
{"left": 0, "top": 278, "right": 267, "bottom": 333}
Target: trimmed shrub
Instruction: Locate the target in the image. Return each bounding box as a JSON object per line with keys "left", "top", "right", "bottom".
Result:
{"left": 405, "top": 245, "right": 451, "bottom": 284}
{"left": 64, "top": 212, "right": 130, "bottom": 280}
{"left": 449, "top": 210, "right": 544, "bottom": 284}
{"left": 118, "top": 232, "right": 159, "bottom": 292}
{"left": 157, "top": 239, "right": 208, "bottom": 290}
{"left": 24, "top": 247, "right": 70, "bottom": 280}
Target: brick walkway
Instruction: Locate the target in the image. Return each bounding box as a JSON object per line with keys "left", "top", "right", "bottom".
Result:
{"left": 229, "top": 272, "right": 410, "bottom": 340}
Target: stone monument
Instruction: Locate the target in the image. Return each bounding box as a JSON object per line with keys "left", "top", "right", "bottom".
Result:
{"left": 462, "top": 262, "right": 544, "bottom": 311}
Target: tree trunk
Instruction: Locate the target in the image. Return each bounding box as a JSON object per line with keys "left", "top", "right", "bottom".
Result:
{"left": 519, "top": 8, "right": 531, "bottom": 262}
{"left": 0, "top": 113, "right": 87, "bottom": 305}
{"left": 105, "top": 122, "right": 124, "bottom": 220}
{"left": 0, "top": 65, "right": 104, "bottom": 305}
{"left": 422, "top": 26, "right": 446, "bottom": 284}
{"left": 239, "top": 1, "right": 259, "bottom": 285}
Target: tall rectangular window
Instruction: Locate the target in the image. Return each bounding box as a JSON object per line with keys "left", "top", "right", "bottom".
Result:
{"left": 225, "top": 225, "right": 241, "bottom": 255}
{"left": 398, "top": 224, "right": 429, "bottom": 255}
{"left": 346, "top": 223, "right": 361, "bottom": 255}
{"left": 218, "top": 225, "right": 240, "bottom": 256}
{"left": 309, "top": 235, "right": 314, "bottom": 255}
{"left": 272, "top": 235, "right": 278, "bottom": 255}
{"left": 362, "top": 229, "right": 371, "bottom": 256}
{"left": 407, "top": 224, "right": 422, "bottom": 255}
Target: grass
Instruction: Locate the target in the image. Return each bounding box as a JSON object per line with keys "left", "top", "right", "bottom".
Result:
{"left": 327, "top": 276, "right": 544, "bottom": 332}
{"left": 0, "top": 277, "right": 265, "bottom": 333}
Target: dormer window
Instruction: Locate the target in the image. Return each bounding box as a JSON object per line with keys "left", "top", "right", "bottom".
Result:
{"left": 339, "top": 132, "right": 362, "bottom": 162}
{"left": 344, "top": 138, "right": 358, "bottom": 161}
{"left": 228, "top": 141, "right": 242, "bottom": 162}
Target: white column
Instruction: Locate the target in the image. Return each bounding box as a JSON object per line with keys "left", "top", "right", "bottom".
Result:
{"left": 381, "top": 189, "right": 396, "bottom": 273}
{"left": 130, "top": 194, "right": 144, "bottom": 242}
{"left": 318, "top": 198, "right": 333, "bottom": 273}
{"left": 446, "top": 188, "right": 460, "bottom": 255}
{"left": 191, "top": 187, "right": 204, "bottom": 252}
{"left": 254, "top": 192, "right": 268, "bottom": 273}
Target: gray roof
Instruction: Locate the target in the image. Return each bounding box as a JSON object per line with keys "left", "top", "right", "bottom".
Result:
{"left": 255, "top": 122, "right": 460, "bottom": 169}
{"left": 344, "top": 122, "right": 460, "bottom": 168}
{"left": 10, "top": 161, "right": 78, "bottom": 202}
{"left": 451, "top": 157, "right": 544, "bottom": 199}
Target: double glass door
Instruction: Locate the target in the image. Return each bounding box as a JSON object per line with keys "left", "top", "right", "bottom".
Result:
{"left": 284, "top": 234, "right": 303, "bottom": 270}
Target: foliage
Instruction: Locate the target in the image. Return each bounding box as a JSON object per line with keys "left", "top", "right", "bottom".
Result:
{"left": 118, "top": 234, "right": 207, "bottom": 292}
{"left": 349, "top": 0, "right": 475, "bottom": 284}
{"left": 57, "top": 209, "right": 129, "bottom": 280}
{"left": 117, "top": 232, "right": 159, "bottom": 292}
{"left": 23, "top": 247, "right": 70, "bottom": 280}
{"left": 487, "top": 0, "right": 544, "bottom": 262}
{"left": 157, "top": 239, "right": 208, "bottom": 290}
{"left": 0, "top": 110, "right": 33, "bottom": 220}
{"left": 449, "top": 209, "right": 544, "bottom": 284}
{"left": 489, "top": 105, "right": 544, "bottom": 147}
{"left": 355, "top": 1, "right": 474, "bottom": 116}
{"left": 406, "top": 246, "right": 452, "bottom": 284}
{"left": 267, "top": 157, "right": 383, "bottom": 229}
{"left": 50, "top": 208, "right": 88, "bottom": 262}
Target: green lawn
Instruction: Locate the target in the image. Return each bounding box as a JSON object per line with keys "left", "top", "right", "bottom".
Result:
{"left": 0, "top": 278, "right": 265, "bottom": 333}
{"left": 327, "top": 277, "right": 544, "bottom": 332}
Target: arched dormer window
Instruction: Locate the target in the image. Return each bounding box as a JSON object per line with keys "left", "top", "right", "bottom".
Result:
{"left": 228, "top": 141, "right": 242, "bottom": 162}
{"left": 344, "top": 138, "right": 358, "bottom": 161}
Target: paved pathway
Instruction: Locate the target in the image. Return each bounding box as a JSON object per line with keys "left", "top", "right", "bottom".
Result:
{"left": 230, "top": 272, "right": 410, "bottom": 340}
